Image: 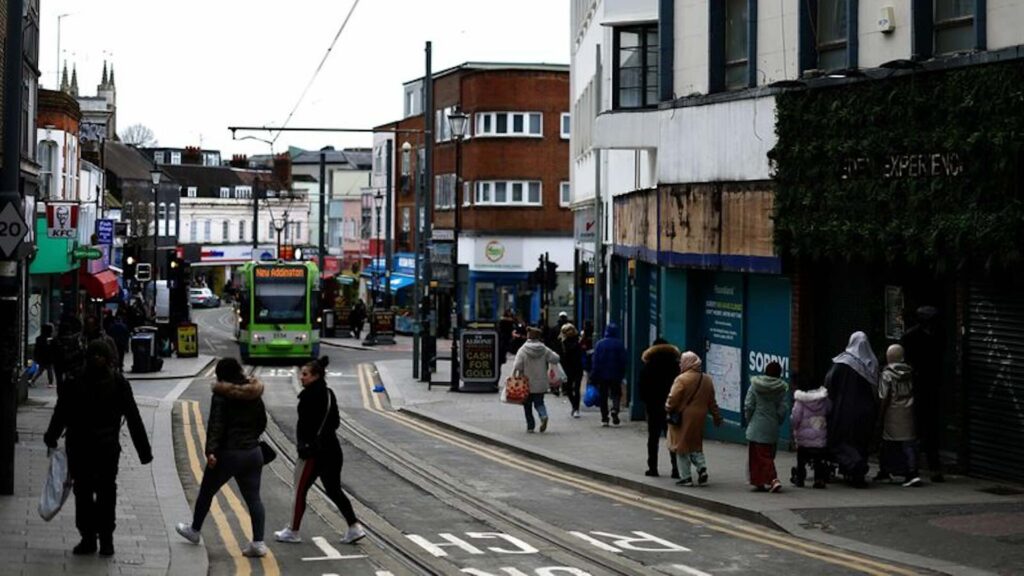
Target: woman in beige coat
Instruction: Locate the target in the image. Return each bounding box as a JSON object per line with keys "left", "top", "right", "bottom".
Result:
{"left": 665, "top": 351, "right": 722, "bottom": 486}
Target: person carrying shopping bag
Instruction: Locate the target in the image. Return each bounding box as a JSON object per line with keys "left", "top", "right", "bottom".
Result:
{"left": 665, "top": 351, "right": 722, "bottom": 487}
{"left": 274, "top": 356, "right": 366, "bottom": 545}
{"left": 175, "top": 358, "right": 269, "bottom": 557}
{"left": 512, "top": 326, "right": 561, "bottom": 433}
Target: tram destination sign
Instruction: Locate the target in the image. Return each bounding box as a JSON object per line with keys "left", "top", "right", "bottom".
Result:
{"left": 460, "top": 329, "right": 499, "bottom": 385}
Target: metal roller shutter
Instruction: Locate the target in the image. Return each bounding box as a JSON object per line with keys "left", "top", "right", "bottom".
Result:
{"left": 966, "top": 280, "right": 1024, "bottom": 482}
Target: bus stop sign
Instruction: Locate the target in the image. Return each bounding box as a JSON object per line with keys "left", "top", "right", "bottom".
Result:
{"left": 0, "top": 202, "right": 28, "bottom": 258}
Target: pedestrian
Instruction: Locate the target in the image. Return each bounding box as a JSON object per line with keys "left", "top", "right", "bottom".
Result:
{"left": 498, "top": 309, "right": 516, "bottom": 364}
{"left": 901, "top": 305, "right": 944, "bottom": 482}
{"left": 875, "top": 344, "right": 922, "bottom": 487}
{"left": 274, "top": 356, "right": 366, "bottom": 545}
{"left": 512, "top": 326, "right": 561, "bottom": 433}
{"left": 665, "top": 351, "right": 722, "bottom": 486}
{"left": 31, "top": 323, "right": 55, "bottom": 387}
{"left": 175, "top": 358, "right": 269, "bottom": 557}
{"left": 350, "top": 299, "right": 367, "bottom": 340}
{"left": 557, "top": 311, "right": 569, "bottom": 331}
{"left": 825, "top": 331, "right": 879, "bottom": 488}
{"left": 744, "top": 361, "right": 790, "bottom": 493}
{"left": 559, "top": 323, "right": 585, "bottom": 418}
{"left": 44, "top": 340, "right": 153, "bottom": 556}
{"left": 639, "top": 337, "right": 681, "bottom": 478}
{"left": 107, "top": 315, "right": 131, "bottom": 372}
{"left": 83, "top": 315, "right": 119, "bottom": 367}
{"left": 590, "top": 322, "right": 627, "bottom": 427}
{"left": 790, "top": 379, "right": 831, "bottom": 489}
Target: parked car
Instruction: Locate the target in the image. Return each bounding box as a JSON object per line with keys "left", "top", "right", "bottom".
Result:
{"left": 189, "top": 287, "right": 221, "bottom": 308}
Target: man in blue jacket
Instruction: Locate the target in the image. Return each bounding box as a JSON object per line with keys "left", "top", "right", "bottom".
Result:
{"left": 591, "top": 323, "right": 627, "bottom": 426}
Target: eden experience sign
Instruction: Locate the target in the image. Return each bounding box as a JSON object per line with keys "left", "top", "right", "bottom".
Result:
{"left": 840, "top": 152, "right": 965, "bottom": 181}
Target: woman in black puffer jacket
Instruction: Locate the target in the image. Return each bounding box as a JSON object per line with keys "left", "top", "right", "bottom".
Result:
{"left": 273, "top": 356, "right": 366, "bottom": 545}
{"left": 175, "top": 358, "right": 269, "bottom": 557}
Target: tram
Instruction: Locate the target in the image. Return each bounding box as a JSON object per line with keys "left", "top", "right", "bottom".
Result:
{"left": 235, "top": 260, "right": 321, "bottom": 363}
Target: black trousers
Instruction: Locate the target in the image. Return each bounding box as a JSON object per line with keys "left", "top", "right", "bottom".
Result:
{"left": 646, "top": 408, "right": 677, "bottom": 474}
{"left": 596, "top": 379, "right": 621, "bottom": 422}
{"left": 291, "top": 443, "right": 357, "bottom": 530}
{"left": 564, "top": 375, "right": 582, "bottom": 412}
{"left": 795, "top": 446, "right": 830, "bottom": 483}
{"left": 71, "top": 446, "right": 120, "bottom": 538}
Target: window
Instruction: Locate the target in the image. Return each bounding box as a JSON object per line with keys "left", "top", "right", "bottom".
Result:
{"left": 148, "top": 202, "right": 156, "bottom": 235}
{"left": 235, "top": 186, "right": 252, "bottom": 199}
{"left": 474, "top": 112, "right": 543, "bottom": 137}
{"left": 168, "top": 204, "right": 177, "bottom": 237}
{"left": 434, "top": 174, "right": 456, "bottom": 209}
{"left": 203, "top": 220, "right": 211, "bottom": 242}
{"left": 153, "top": 151, "right": 165, "bottom": 164}
{"left": 560, "top": 113, "right": 571, "bottom": 139}
{"left": 268, "top": 220, "right": 275, "bottom": 240}
{"left": 239, "top": 220, "right": 247, "bottom": 242}
{"left": 38, "top": 140, "right": 57, "bottom": 198}
{"left": 724, "top": 0, "right": 750, "bottom": 89}
{"left": 219, "top": 187, "right": 230, "bottom": 199}
{"left": 934, "top": 0, "right": 975, "bottom": 55}
{"left": 474, "top": 181, "right": 543, "bottom": 207}
{"left": 614, "top": 24, "right": 659, "bottom": 109}
{"left": 560, "top": 182, "right": 571, "bottom": 207}
{"left": 464, "top": 181, "right": 472, "bottom": 206}
{"left": 295, "top": 222, "right": 302, "bottom": 242}
{"left": 189, "top": 221, "right": 197, "bottom": 242}
{"left": 186, "top": 186, "right": 198, "bottom": 198}
{"left": 817, "top": 0, "right": 848, "bottom": 71}
{"left": 401, "top": 207, "right": 411, "bottom": 232}
{"left": 170, "top": 151, "right": 181, "bottom": 165}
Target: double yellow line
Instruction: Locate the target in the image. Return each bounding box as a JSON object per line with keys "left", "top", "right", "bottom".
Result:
{"left": 354, "top": 363, "right": 918, "bottom": 576}
{"left": 180, "top": 400, "right": 281, "bottom": 576}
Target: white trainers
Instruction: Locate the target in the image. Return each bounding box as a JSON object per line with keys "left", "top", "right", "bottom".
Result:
{"left": 241, "top": 541, "right": 268, "bottom": 557}
{"left": 175, "top": 522, "right": 200, "bottom": 544}
{"left": 274, "top": 526, "right": 302, "bottom": 543}
{"left": 572, "top": 410, "right": 580, "bottom": 419}
{"left": 341, "top": 523, "right": 366, "bottom": 544}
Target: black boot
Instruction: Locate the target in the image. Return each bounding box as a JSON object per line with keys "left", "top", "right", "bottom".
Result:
{"left": 73, "top": 534, "right": 97, "bottom": 555}
{"left": 791, "top": 466, "right": 805, "bottom": 487}
{"left": 669, "top": 451, "right": 679, "bottom": 479}
{"left": 99, "top": 533, "right": 114, "bottom": 556}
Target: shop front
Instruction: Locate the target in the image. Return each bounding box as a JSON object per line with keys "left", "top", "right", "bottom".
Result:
{"left": 28, "top": 216, "right": 75, "bottom": 343}
{"left": 361, "top": 253, "right": 417, "bottom": 332}
{"left": 467, "top": 236, "right": 574, "bottom": 325}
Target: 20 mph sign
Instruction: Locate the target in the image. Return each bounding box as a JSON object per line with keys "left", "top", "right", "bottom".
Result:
{"left": 0, "top": 202, "right": 28, "bottom": 258}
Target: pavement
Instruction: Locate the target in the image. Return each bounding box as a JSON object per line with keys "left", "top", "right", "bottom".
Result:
{"left": 0, "top": 356, "right": 213, "bottom": 576}
{"left": 322, "top": 333, "right": 418, "bottom": 353}
{"left": 376, "top": 357, "right": 1024, "bottom": 576}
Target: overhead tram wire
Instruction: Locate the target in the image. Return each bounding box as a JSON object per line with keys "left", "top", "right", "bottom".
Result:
{"left": 271, "top": 0, "right": 362, "bottom": 146}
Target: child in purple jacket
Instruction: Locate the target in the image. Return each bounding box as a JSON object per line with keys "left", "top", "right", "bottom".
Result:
{"left": 790, "top": 382, "right": 831, "bottom": 488}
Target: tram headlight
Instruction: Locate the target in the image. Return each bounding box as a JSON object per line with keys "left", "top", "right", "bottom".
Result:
{"left": 295, "top": 334, "right": 307, "bottom": 342}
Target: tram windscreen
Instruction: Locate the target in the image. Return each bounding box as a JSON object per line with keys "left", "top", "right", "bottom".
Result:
{"left": 253, "top": 267, "right": 307, "bottom": 324}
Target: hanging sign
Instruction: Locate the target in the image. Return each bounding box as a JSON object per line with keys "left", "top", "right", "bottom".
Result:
{"left": 46, "top": 202, "right": 79, "bottom": 239}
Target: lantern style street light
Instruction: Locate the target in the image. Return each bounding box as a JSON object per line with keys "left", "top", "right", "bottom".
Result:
{"left": 447, "top": 106, "right": 469, "bottom": 392}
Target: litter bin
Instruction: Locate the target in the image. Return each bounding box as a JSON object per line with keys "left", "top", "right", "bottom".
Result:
{"left": 322, "top": 309, "right": 336, "bottom": 338}
{"left": 131, "top": 330, "right": 156, "bottom": 373}
{"left": 177, "top": 323, "right": 198, "bottom": 358}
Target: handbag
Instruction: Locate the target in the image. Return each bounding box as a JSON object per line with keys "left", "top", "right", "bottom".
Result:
{"left": 259, "top": 440, "right": 277, "bottom": 465}
{"left": 38, "top": 447, "right": 72, "bottom": 521}
{"left": 667, "top": 374, "right": 704, "bottom": 427}
{"left": 502, "top": 374, "right": 530, "bottom": 405}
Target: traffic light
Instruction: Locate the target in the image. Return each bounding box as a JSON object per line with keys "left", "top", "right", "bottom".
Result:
{"left": 532, "top": 255, "right": 545, "bottom": 288}
{"left": 545, "top": 260, "right": 559, "bottom": 291}
{"left": 123, "top": 244, "right": 138, "bottom": 282}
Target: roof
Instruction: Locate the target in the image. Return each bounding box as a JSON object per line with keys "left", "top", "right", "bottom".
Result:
{"left": 290, "top": 147, "right": 372, "bottom": 170}
{"left": 103, "top": 141, "right": 157, "bottom": 181}
{"left": 159, "top": 164, "right": 244, "bottom": 190}
{"left": 403, "top": 61, "right": 570, "bottom": 86}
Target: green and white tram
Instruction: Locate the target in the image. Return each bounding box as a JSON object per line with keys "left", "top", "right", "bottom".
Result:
{"left": 235, "top": 260, "right": 321, "bottom": 363}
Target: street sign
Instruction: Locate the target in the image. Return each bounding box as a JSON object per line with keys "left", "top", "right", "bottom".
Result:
{"left": 0, "top": 202, "right": 28, "bottom": 258}
{"left": 72, "top": 246, "right": 103, "bottom": 260}
{"left": 135, "top": 262, "right": 152, "bottom": 282}
{"left": 96, "top": 219, "right": 114, "bottom": 245}
{"left": 432, "top": 228, "right": 455, "bottom": 241}
{"left": 46, "top": 202, "right": 79, "bottom": 239}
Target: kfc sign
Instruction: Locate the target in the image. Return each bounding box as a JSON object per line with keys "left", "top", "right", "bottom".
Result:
{"left": 47, "top": 202, "right": 79, "bottom": 239}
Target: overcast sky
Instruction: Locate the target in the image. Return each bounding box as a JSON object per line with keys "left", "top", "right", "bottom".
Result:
{"left": 39, "top": 0, "right": 570, "bottom": 157}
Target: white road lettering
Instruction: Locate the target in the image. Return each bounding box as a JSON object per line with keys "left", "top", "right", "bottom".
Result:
{"left": 301, "top": 536, "right": 368, "bottom": 561}
{"left": 461, "top": 569, "right": 531, "bottom": 576}
{"left": 569, "top": 531, "right": 690, "bottom": 553}
{"left": 568, "top": 531, "right": 620, "bottom": 552}
{"left": 465, "top": 532, "right": 539, "bottom": 554}
{"left": 536, "top": 569, "right": 594, "bottom": 576}
{"left": 406, "top": 533, "right": 485, "bottom": 557}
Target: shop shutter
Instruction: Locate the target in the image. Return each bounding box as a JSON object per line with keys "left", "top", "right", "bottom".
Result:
{"left": 966, "top": 280, "right": 1024, "bottom": 482}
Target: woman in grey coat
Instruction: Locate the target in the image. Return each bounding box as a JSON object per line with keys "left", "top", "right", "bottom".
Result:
{"left": 512, "top": 326, "right": 560, "bottom": 433}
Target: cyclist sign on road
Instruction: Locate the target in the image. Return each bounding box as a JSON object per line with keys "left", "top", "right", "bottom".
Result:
{"left": 0, "top": 201, "right": 28, "bottom": 258}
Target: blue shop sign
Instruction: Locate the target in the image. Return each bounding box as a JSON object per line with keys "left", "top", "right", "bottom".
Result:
{"left": 96, "top": 219, "right": 114, "bottom": 245}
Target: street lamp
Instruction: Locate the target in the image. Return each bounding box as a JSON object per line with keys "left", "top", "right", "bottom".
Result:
{"left": 365, "top": 190, "right": 385, "bottom": 345}
{"left": 447, "top": 106, "right": 469, "bottom": 392}
{"left": 150, "top": 168, "right": 162, "bottom": 282}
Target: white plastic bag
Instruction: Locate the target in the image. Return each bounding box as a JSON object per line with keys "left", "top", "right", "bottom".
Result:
{"left": 38, "top": 447, "right": 72, "bottom": 521}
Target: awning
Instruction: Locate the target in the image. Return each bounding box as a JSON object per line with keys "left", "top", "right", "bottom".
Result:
{"left": 80, "top": 269, "right": 119, "bottom": 301}
{"left": 366, "top": 273, "right": 415, "bottom": 292}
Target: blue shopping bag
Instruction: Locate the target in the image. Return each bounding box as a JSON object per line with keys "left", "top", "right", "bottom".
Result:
{"left": 583, "top": 383, "right": 599, "bottom": 408}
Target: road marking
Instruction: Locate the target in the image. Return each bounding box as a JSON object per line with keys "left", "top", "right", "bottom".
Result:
{"left": 670, "top": 565, "right": 714, "bottom": 576}
{"left": 355, "top": 363, "right": 913, "bottom": 576}
{"left": 189, "top": 400, "right": 280, "bottom": 576}
{"left": 181, "top": 402, "right": 250, "bottom": 576}
{"left": 301, "top": 536, "right": 368, "bottom": 561}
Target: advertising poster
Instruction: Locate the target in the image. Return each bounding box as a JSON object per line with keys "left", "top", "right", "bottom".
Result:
{"left": 703, "top": 274, "right": 744, "bottom": 413}
{"left": 460, "top": 329, "right": 499, "bottom": 385}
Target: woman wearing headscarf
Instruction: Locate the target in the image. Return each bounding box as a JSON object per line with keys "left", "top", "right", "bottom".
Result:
{"left": 512, "top": 326, "right": 561, "bottom": 432}
{"left": 558, "top": 323, "right": 585, "bottom": 418}
{"left": 176, "top": 358, "right": 269, "bottom": 557}
{"left": 665, "top": 351, "right": 722, "bottom": 486}
{"left": 825, "top": 331, "right": 880, "bottom": 487}
{"left": 44, "top": 340, "right": 152, "bottom": 557}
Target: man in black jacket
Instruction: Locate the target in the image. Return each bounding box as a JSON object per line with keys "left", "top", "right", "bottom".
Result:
{"left": 45, "top": 340, "right": 152, "bottom": 557}
{"left": 639, "top": 338, "right": 681, "bottom": 478}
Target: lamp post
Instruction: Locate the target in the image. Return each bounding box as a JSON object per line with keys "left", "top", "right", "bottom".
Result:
{"left": 252, "top": 176, "right": 261, "bottom": 255}
{"left": 447, "top": 106, "right": 469, "bottom": 392}
{"left": 365, "top": 190, "right": 384, "bottom": 345}
{"left": 150, "top": 168, "right": 162, "bottom": 282}
{"left": 273, "top": 210, "right": 289, "bottom": 259}
{"left": 405, "top": 141, "right": 422, "bottom": 379}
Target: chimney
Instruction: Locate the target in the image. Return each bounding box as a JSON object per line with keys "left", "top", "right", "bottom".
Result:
{"left": 229, "top": 154, "right": 249, "bottom": 169}
{"left": 183, "top": 146, "right": 202, "bottom": 165}
{"left": 273, "top": 153, "right": 292, "bottom": 190}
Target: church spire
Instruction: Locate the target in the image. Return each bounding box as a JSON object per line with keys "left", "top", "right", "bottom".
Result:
{"left": 70, "top": 64, "right": 79, "bottom": 97}
{"left": 109, "top": 64, "right": 115, "bottom": 88}
{"left": 59, "top": 61, "right": 69, "bottom": 93}
{"left": 101, "top": 60, "right": 108, "bottom": 87}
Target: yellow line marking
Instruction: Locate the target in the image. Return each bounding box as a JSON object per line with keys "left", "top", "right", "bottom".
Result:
{"left": 355, "top": 364, "right": 915, "bottom": 576}
{"left": 356, "top": 363, "right": 372, "bottom": 410}
{"left": 181, "top": 402, "right": 250, "bottom": 576}
{"left": 190, "top": 401, "right": 280, "bottom": 576}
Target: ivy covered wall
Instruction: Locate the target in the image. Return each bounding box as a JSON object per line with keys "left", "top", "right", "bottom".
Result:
{"left": 770, "top": 61, "right": 1024, "bottom": 271}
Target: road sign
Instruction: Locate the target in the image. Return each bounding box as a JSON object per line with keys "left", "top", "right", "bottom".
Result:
{"left": 72, "top": 246, "right": 103, "bottom": 260}
{"left": 0, "top": 202, "right": 28, "bottom": 258}
{"left": 96, "top": 219, "right": 114, "bottom": 245}
{"left": 135, "top": 262, "right": 152, "bottom": 282}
